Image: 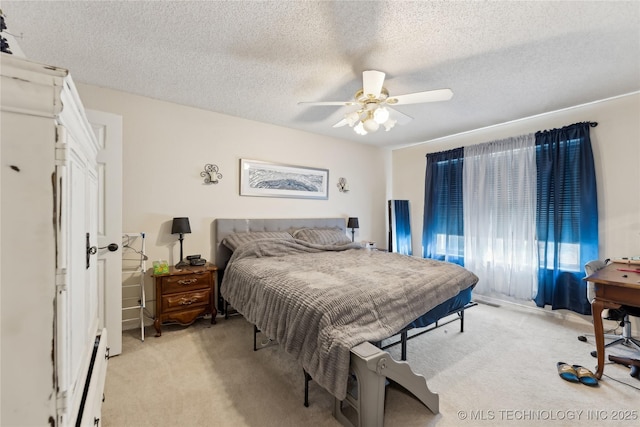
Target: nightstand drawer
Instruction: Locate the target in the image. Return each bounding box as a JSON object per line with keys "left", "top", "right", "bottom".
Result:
{"left": 161, "top": 272, "right": 211, "bottom": 294}
{"left": 162, "top": 289, "right": 211, "bottom": 312}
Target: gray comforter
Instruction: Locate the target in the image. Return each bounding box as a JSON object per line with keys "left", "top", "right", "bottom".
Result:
{"left": 220, "top": 238, "right": 478, "bottom": 400}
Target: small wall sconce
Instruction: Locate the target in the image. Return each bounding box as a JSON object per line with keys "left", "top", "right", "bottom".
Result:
{"left": 201, "top": 164, "right": 222, "bottom": 184}
{"left": 337, "top": 177, "right": 349, "bottom": 193}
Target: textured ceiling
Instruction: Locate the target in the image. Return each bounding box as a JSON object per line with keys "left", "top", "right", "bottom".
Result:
{"left": 2, "top": 1, "right": 639, "bottom": 147}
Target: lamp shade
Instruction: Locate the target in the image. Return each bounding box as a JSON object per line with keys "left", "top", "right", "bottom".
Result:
{"left": 347, "top": 217, "right": 359, "bottom": 229}
{"left": 171, "top": 217, "right": 191, "bottom": 234}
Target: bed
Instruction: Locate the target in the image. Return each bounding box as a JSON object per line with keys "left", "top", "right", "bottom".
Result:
{"left": 215, "top": 218, "right": 478, "bottom": 404}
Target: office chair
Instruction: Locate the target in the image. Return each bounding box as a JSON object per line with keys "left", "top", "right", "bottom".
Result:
{"left": 580, "top": 260, "right": 640, "bottom": 355}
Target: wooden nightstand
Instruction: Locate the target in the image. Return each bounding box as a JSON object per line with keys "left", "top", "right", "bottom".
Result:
{"left": 152, "top": 263, "right": 218, "bottom": 337}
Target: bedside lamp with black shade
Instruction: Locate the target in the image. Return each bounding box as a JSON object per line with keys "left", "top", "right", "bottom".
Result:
{"left": 171, "top": 217, "right": 191, "bottom": 268}
{"left": 347, "top": 217, "right": 359, "bottom": 242}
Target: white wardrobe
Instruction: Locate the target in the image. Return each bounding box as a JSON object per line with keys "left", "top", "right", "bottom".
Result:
{"left": 1, "top": 54, "right": 108, "bottom": 426}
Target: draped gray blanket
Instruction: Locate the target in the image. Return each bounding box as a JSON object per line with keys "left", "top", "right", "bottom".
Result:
{"left": 220, "top": 239, "right": 478, "bottom": 400}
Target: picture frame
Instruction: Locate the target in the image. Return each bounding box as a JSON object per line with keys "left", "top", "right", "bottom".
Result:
{"left": 240, "top": 159, "right": 329, "bottom": 199}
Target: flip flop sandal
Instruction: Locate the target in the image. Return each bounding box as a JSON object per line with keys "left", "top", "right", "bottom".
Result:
{"left": 572, "top": 365, "right": 599, "bottom": 386}
{"left": 557, "top": 362, "right": 579, "bottom": 383}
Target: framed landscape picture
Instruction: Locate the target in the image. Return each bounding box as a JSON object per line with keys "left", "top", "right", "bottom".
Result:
{"left": 240, "top": 159, "right": 329, "bottom": 199}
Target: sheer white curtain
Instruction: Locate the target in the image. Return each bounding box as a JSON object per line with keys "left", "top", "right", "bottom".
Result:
{"left": 463, "top": 135, "right": 538, "bottom": 300}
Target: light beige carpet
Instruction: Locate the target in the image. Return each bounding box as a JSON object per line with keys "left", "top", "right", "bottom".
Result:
{"left": 102, "top": 302, "right": 640, "bottom": 427}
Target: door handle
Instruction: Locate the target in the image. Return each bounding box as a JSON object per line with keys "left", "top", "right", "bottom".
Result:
{"left": 87, "top": 232, "right": 96, "bottom": 269}
{"left": 99, "top": 243, "right": 119, "bottom": 252}
{"left": 87, "top": 235, "right": 119, "bottom": 269}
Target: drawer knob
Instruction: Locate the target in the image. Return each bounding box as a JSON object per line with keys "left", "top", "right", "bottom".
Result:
{"left": 179, "top": 298, "right": 196, "bottom": 305}
{"left": 177, "top": 278, "right": 197, "bottom": 285}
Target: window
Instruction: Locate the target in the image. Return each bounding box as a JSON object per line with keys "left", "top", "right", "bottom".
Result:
{"left": 422, "top": 122, "right": 598, "bottom": 314}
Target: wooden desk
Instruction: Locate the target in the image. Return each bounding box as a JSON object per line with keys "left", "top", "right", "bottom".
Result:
{"left": 585, "top": 262, "right": 640, "bottom": 378}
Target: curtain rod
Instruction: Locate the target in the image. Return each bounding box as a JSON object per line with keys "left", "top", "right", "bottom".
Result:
{"left": 426, "top": 121, "right": 599, "bottom": 158}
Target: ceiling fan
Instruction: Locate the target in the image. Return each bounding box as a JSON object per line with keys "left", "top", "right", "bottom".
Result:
{"left": 298, "top": 70, "right": 453, "bottom": 135}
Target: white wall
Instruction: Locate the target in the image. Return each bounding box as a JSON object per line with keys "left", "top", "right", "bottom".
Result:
{"left": 391, "top": 93, "right": 640, "bottom": 261}
{"left": 76, "top": 83, "right": 389, "bottom": 323}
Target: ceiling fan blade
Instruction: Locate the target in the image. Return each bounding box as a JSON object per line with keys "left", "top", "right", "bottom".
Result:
{"left": 298, "top": 101, "right": 356, "bottom": 106}
{"left": 332, "top": 118, "right": 350, "bottom": 128}
{"left": 387, "top": 107, "right": 413, "bottom": 126}
{"left": 387, "top": 88, "right": 453, "bottom": 105}
{"left": 362, "top": 70, "right": 386, "bottom": 99}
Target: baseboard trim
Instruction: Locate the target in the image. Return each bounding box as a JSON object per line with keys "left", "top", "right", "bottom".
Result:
{"left": 473, "top": 294, "right": 593, "bottom": 326}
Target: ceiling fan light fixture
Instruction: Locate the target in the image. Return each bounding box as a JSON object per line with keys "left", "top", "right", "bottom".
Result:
{"left": 363, "top": 118, "right": 379, "bottom": 133}
{"left": 373, "top": 106, "right": 390, "bottom": 124}
{"left": 383, "top": 118, "right": 397, "bottom": 131}
{"left": 353, "top": 121, "right": 367, "bottom": 135}
{"left": 345, "top": 110, "right": 360, "bottom": 127}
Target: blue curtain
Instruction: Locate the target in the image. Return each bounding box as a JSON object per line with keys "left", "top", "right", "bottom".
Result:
{"left": 423, "top": 148, "right": 465, "bottom": 265}
{"left": 534, "top": 122, "right": 598, "bottom": 315}
{"left": 389, "top": 200, "right": 412, "bottom": 255}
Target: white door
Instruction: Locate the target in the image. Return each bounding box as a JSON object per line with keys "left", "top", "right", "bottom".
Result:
{"left": 58, "top": 128, "right": 101, "bottom": 423}
{"left": 87, "top": 110, "right": 123, "bottom": 356}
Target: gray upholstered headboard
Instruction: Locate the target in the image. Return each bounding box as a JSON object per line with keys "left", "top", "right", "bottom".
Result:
{"left": 214, "top": 217, "right": 346, "bottom": 270}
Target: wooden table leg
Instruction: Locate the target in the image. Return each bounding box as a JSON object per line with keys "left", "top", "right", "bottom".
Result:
{"left": 592, "top": 299, "right": 605, "bottom": 379}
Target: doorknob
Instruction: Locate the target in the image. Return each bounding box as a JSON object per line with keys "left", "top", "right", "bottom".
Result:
{"left": 86, "top": 235, "right": 119, "bottom": 269}
{"left": 99, "top": 243, "right": 119, "bottom": 252}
